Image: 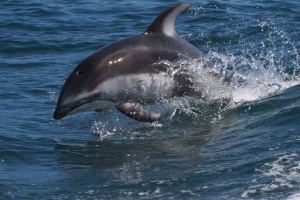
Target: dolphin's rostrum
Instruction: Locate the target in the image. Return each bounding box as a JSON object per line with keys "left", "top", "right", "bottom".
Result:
{"left": 53, "top": 2, "right": 213, "bottom": 122}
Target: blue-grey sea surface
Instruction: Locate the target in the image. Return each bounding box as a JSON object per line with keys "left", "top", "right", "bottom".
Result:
{"left": 1, "top": 0, "right": 300, "bottom": 199}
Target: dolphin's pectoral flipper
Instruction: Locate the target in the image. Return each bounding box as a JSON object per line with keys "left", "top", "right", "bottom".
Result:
{"left": 115, "top": 100, "right": 161, "bottom": 122}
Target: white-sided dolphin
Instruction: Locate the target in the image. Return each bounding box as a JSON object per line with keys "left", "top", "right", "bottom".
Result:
{"left": 53, "top": 2, "right": 214, "bottom": 122}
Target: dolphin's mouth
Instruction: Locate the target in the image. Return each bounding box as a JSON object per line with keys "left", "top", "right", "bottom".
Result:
{"left": 53, "top": 107, "right": 72, "bottom": 119}
{"left": 53, "top": 96, "right": 97, "bottom": 120}
{"left": 53, "top": 99, "right": 116, "bottom": 120}
{"left": 53, "top": 95, "right": 100, "bottom": 120}
{"left": 53, "top": 100, "right": 83, "bottom": 120}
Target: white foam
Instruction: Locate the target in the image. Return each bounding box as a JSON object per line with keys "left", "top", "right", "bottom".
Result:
{"left": 241, "top": 153, "right": 300, "bottom": 198}
{"left": 287, "top": 193, "right": 300, "bottom": 200}
{"left": 206, "top": 51, "right": 300, "bottom": 104}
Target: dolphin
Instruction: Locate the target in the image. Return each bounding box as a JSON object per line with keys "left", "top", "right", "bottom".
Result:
{"left": 53, "top": 2, "right": 213, "bottom": 122}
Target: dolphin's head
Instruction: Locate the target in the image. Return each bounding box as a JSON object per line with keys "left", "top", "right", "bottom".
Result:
{"left": 53, "top": 50, "right": 116, "bottom": 119}
{"left": 53, "top": 60, "right": 97, "bottom": 119}
{"left": 53, "top": 41, "right": 149, "bottom": 120}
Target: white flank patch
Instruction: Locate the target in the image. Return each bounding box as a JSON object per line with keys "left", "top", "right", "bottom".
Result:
{"left": 94, "top": 73, "right": 174, "bottom": 102}
{"left": 65, "top": 73, "right": 174, "bottom": 114}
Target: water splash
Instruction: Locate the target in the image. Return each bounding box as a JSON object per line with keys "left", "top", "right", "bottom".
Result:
{"left": 90, "top": 43, "right": 299, "bottom": 138}
{"left": 90, "top": 13, "right": 300, "bottom": 138}
{"left": 90, "top": 58, "right": 233, "bottom": 139}
{"left": 205, "top": 16, "right": 300, "bottom": 104}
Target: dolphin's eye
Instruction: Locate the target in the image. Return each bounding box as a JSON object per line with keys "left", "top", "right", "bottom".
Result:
{"left": 77, "top": 70, "right": 83, "bottom": 75}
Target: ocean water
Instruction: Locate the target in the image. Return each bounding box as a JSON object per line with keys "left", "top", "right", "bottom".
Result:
{"left": 1, "top": 0, "right": 300, "bottom": 199}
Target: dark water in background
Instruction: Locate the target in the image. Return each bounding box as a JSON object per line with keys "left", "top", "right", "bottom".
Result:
{"left": 1, "top": 0, "right": 300, "bottom": 199}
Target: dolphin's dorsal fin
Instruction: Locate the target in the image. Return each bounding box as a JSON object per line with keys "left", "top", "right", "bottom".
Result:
{"left": 145, "top": 2, "right": 190, "bottom": 36}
